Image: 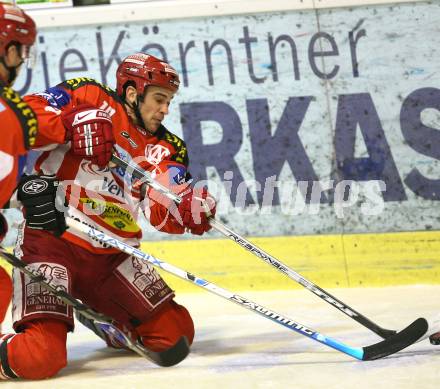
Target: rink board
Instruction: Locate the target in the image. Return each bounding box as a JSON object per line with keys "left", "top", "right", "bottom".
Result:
{"left": 2, "top": 230, "right": 439, "bottom": 291}
{"left": 146, "top": 230, "right": 440, "bottom": 291}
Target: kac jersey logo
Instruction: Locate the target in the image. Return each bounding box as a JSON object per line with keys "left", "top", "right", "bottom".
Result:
{"left": 145, "top": 144, "right": 170, "bottom": 165}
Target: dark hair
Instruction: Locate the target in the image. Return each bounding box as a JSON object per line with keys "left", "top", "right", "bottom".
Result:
{"left": 121, "top": 80, "right": 148, "bottom": 101}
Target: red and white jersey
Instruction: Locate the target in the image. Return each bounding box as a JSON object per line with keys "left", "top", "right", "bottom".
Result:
{"left": 24, "top": 78, "right": 190, "bottom": 253}
{"left": 0, "top": 82, "right": 38, "bottom": 208}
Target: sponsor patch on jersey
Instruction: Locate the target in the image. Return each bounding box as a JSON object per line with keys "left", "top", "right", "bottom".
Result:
{"left": 120, "top": 131, "right": 138, "bottom": 148}
{"left": 79, "top": 198, "right": 140, "bottom": 233}
{"left": 13, "top": 262, "right": 71, "bottom": 320}
{"left": 166, "top": 164, "right": 187, "bottom": 185}
{"left": 135, "top": 126, "right": 147, "bottom": 136}
{"left": 115, "top": 256, "right": 173, "bottom": 310}
{"left": 111, "top": 147, "right": 131, "bottom": 182}
{"left": 35, "top": 87, "right": 71, "bottom": 109}
{"left": 102, "top": 176, "right": 125, "bottom": 198}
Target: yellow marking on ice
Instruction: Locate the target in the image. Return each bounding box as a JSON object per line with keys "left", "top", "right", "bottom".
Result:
{"left": 2, "top": 230, "right": 439, "bottom": 291}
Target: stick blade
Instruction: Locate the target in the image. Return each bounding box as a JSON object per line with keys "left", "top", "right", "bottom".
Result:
{"left": 362, "top": 318, "right": 428, "bottom": 360}
{"left": 375, "top": 328, "right": 397, "bottom": 339}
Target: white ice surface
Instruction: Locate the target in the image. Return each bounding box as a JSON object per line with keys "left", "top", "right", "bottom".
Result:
{"left": 1, "top": 285, "right": 439, "bottom": 389}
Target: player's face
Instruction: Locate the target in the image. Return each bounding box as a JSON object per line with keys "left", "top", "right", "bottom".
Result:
{"left": 139, "top": 86, "right": 175, "bottom": 134}
{"left": 2, "top": 44, "right": 24, "bottom": 86}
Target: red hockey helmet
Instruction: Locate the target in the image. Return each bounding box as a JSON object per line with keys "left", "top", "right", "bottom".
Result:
{"left": 116, "top": 53, "right": 180, "bottom": 97}
{"left": 0, "top": 2, "right": 36, "bottom": 58}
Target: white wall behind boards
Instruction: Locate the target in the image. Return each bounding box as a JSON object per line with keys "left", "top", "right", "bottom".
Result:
{"left": 5, "top": 0, "right": 438, "bottom": 243}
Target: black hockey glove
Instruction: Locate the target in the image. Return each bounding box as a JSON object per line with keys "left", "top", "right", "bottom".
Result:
{"left": 17, "top": 174, "right": 67, "bottom": 236}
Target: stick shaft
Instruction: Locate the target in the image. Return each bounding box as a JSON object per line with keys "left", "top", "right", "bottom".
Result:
{"left": 111, "top": 154, "right": 396, "bottom": 339}
{"left": 67, "top": 217, "right": 366, "bottom": 360}
{"left": 209, "top": 218, "right": 396, "bottom": 338}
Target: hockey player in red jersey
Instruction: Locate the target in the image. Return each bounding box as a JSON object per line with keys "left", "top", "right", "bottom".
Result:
{"left": 0, "top": 2, "right": 36, "bottom": 337}
{"left": 0, "top": 213, "right": 11, "bottom": 332}
{"left": 0, "top": 53, "right": 216, "bottom": 379}
{"left": 0, "top": 2, "right": 37, "bottom": 209}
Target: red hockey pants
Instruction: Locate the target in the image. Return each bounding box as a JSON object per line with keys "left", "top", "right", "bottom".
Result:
{"left": 2, "top": 299, "right": 193, "bottom": 379}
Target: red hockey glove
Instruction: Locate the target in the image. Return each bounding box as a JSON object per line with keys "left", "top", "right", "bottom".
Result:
{"left": 172, "top": 187, "right": 216, "bottom": 235}
{"left": 0, "top": 213, "right": 8, "bottom": 243}
{"left": 62, "top": 104, "right": 114, "bottom": 168}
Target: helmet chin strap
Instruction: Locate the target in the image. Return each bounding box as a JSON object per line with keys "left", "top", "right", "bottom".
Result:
{"left": 0, "top": 57, "right": 22, "bottom": 85}
{"left": 127, "top": 95, "right": 154, "bottom": 135}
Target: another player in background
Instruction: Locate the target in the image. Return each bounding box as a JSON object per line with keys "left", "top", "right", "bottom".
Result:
{"left": 0, "top": 2, "right": 36, "bottom": 336}
{"left": 0, "top": 213, "right": 11, "bottom": 332}
{"left": 0, "top": 2, "right": 37, "bottom": 208}
{"left": 0, "top": 53, "right": 216, "bottom": 380}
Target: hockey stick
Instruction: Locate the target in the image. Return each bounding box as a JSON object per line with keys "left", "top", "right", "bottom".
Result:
{"left": 111, "top": 154, "right": 396, "bottom": 339}
{"left": 0, "top": 246, "right": 188, "bottom": 367}
{"left": 66, "top": 217, "right": 428, "bottom": 361}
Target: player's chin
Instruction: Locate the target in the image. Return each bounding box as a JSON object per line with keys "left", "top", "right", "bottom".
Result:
{"left": 148, "top": 121, "right": 161, "bottom": 133}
